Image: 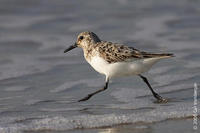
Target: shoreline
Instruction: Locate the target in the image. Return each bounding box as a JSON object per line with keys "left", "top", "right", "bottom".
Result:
{"left": 69, "top": 117, "right": 198, "bottom": 133}
{"left": 25, "top": 116, "right": 199, "bottom": 133}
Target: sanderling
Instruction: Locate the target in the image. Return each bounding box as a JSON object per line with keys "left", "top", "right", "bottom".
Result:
{"left": 64, "top": 31, "right": 174, "bottom": 103}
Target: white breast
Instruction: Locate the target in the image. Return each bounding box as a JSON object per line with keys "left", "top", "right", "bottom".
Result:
{"left": 88, "top": 56, "right": 109, "bottom": 75}
{"left": 87, "top": 55, "right": 163, "bottom": 79}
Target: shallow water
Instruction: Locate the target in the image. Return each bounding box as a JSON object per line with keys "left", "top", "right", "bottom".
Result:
{"left": 0, "top": 0, "right": 200, "bottom": 132}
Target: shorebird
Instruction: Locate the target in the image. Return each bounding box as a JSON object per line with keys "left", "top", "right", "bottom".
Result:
{"left": 64, "top": 31, "right": 174, "bottom": 103}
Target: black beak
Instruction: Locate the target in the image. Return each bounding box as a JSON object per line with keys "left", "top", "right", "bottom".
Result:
{"left": 64, "top": 43, "right": 77, "bottom": 53}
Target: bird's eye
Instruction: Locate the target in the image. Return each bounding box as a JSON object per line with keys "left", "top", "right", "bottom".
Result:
{"left": 79, "top": 36, "right": 84, "bottom": 40}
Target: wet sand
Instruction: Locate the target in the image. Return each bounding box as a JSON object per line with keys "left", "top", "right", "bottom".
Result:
{"left": 26, "top": 117, "right": 199, "bottom": 133}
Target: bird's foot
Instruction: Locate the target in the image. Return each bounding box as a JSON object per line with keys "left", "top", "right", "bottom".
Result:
{"left": 154, "top": 93, "right": 168, "bottom": 103}
{"left": 78, "top": 94, "right": 92, "bottom": 102}
{"left": 155, "top": 98, "right": 168, "bottom": 103}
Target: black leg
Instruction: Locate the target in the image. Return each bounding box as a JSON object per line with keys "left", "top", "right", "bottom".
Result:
{"left": 78, "top": 79, "right": 109, "bottom": 102}
{"left": 139, "top": 75, "right": 167, "bottom": 102}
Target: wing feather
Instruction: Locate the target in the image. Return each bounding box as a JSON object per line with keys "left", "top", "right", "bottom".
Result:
{"left": 97, "top": 41, "right": 174, "bottom": 63}
{"left": 97, "top": 41, "right": 142, "bottom": 63}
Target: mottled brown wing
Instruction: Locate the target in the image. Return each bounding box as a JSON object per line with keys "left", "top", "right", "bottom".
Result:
{"left": 97, "top": 41, "right": 144, "bottom": 63}
{"left": 97, "top": 41, "right": 174, "bottom": 63}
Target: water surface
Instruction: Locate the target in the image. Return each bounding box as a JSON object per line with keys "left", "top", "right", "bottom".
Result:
{"left": 0, "top": 0, "right": 199, "bottom": 132}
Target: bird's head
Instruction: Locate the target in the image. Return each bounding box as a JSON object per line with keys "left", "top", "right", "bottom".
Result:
{"left": 64, "top": 31, "right": 101, "bottom": 53}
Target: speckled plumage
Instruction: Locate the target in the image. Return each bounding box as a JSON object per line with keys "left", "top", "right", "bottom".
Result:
{"left": 77, "top": 31, "right": 173, "bottom": 64}
{"left": 97, "top": 41, "right": 142, "bottom": 63}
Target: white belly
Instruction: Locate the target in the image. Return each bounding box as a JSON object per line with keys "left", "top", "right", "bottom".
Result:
{"left": 87, "top": 56, "right": 162, "bottom": 78}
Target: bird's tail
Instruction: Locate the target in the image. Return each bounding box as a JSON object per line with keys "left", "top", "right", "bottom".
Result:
{"left": 141, "top": 52, "right": 175, "bottom": 59}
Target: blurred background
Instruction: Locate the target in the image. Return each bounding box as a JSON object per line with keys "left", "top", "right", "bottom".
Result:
{"left": 0, "top": 0, "right": 199, "bottom": 133}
